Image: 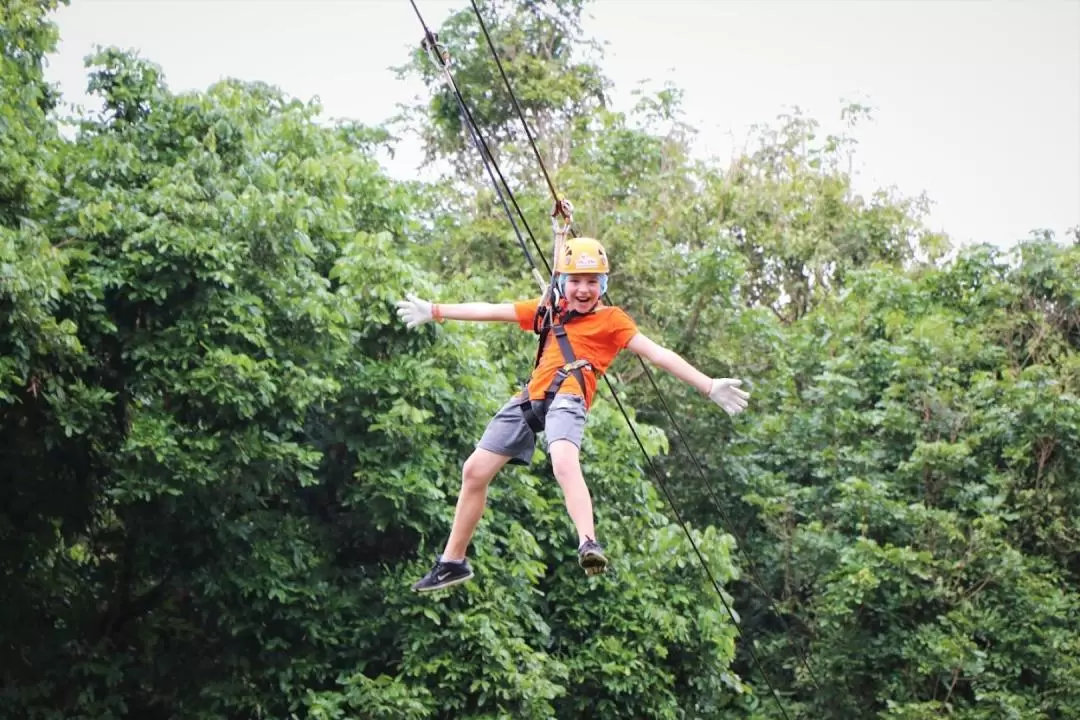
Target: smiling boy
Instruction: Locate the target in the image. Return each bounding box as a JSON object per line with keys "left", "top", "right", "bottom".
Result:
{"left": 396, "top": 236, "right": 750, "bottom": 592}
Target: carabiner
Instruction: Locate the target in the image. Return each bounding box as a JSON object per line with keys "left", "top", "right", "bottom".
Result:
{"left": 550, "top": 198, "right": 574, "bottom": 236}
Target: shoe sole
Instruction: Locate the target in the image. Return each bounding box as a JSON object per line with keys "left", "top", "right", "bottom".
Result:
{"left": 579, "top": 551, "right": 608, "bottom": 576}
{"left": 412, "top": 571, "right": 474, "bottom": 593}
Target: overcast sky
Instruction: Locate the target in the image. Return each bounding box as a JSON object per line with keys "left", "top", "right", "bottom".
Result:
{"left": 43, "top": 0, "right": 1080, "bottom": 250}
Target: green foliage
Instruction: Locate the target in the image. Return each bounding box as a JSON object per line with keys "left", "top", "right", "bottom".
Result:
{"left": 4, "top": 1, "right": 1078, "bottom": 718}
{"left": 0, "top": 0, "right": 65, "bottom": 226}
{"left": 397, "top": 0, "right": 607, "bottom": 186}
{"left": 724, "top": 239, "right": 1080, "bottom": 718}
{"left": 2, "top": 19, "right": 741, "bottom": 720}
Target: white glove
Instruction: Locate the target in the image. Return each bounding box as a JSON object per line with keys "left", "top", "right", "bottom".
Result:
{"left": 708, "top": 378, "right": 750, "bottom": 416}
{"left": 395, "top": 293, "right": 434, "bottom": 329}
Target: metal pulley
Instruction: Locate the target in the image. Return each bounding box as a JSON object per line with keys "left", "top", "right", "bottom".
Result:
{"left": 420, "top": 31, "right": 450, "bottom": 68}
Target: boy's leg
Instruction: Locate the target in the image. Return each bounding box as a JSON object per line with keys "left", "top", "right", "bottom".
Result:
{"left": 544, "top": 395, "right": 607, "bottom": 575}
{"left": 444, "top": 395, "right": 535, "bottom": 559}
{"left": 548, "top": 439, "right": 596, "bottom": 544}
{"left": 441, "top": 448, "right": 512, "bottom": 561}
{"left": 412, "top": 396, "right": 535, "bottom": 593}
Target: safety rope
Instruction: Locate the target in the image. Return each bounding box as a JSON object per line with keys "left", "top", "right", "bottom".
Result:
{"left": 409, "top": 3, "right": 801, "bottom": 718}
{"left": 410, "top": 2, "right": 551, "bottom": 292}
{"left": 466, "top": 0, "right": 827, "bottom": 704}
{"left": 466, "top": 0, "right": 561, "bottom": 204}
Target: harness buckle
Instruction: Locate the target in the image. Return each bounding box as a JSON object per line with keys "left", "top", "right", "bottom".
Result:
{"left": 561, "top": 359, "right": 591, "bottom": 373}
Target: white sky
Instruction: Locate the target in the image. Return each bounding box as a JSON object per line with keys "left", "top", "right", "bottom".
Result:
{"left": 43, "top": 0, "right": 1080, "bottom": 250}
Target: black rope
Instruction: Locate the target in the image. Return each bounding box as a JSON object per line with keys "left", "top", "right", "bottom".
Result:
{"left": 602, "top": 378, "right": 793, "bottom": 720}
{"left": 467, "top": 0, "right": 561, "bottom": 204}
{"left": 467, "top": 0, "right": 825, "bottom": 703}
{"left": 468, "top": 0, "right": 572, "bottom": 308}
{"left": 407, "top": 0, "right": 549, "bottom": 278}
{"left": 638, "top": 362, "right": 827, "bottom": 692}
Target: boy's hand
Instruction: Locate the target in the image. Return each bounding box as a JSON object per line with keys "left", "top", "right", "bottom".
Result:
{"left": 395, "top": 293, "right": 434, "bottom": 329}
{"left": 708, "top": 378, "right": 750, "bottom": 416}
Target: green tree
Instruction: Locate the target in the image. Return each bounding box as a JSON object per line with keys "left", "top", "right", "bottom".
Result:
{"left": 0, "top": 0, "right": 64, "bottom": 224}
{"left": 2, "top": 38, "right": 749, "bottom": 720}
{"left": 6, "top": 0, "right": 1079, "bottom": 716}
{"left": 735, "top": 238, "right": 1080, "bottom": 718}
{"left": 399, "top": 0, "right": 607, "bottom": 185}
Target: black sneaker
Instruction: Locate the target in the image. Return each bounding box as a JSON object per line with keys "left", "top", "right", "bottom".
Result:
{"left": 411, "top": 557, "right": 474, "bottom": 593}
{"left": 578, "top": 538, "right": 608, "bottom": 576}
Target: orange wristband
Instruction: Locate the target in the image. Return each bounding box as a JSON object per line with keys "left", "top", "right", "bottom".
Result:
{"left": 432, "top": 304, "right": 444, "bottom": 323}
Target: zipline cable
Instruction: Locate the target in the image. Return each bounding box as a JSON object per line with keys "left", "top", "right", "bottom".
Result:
{"left": 408, "top": 0, "right": 550, "bottom": 288}
{"left": 466, "top": 0, "right": 561, "bottom": 205}
{"left": 408, "top": 4, "right": 797, "bottom": 719}
{"left": 602, "top": 380, "right": 793, "bottom": 720}
{"left": 467, "top": 0, "right": 825, "bottom": 699}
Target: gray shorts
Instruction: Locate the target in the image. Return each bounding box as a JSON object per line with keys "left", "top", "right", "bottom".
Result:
{"left": 476, "top": 393, "right": 587, "bottom": 466}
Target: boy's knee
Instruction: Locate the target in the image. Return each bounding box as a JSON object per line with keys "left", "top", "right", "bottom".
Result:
{"left": 461, "top": 449, "right": 505, "bottom": 492}
{"left": 548, "top": 440, "right": 582, "bottom": 480}
{"left": 461, "top": 461, "right": 488, "bottom": 492}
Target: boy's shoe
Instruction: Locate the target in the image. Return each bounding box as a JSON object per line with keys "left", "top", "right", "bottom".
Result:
{"left": 411, "top": 557, "right": 474, "bottom": 593}
{"left": 578, "top": 538, "right": 608, "bottom": 576}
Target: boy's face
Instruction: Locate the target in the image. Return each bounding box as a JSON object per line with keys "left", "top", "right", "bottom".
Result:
{"left": 564, "top": 274, "right": 602, "bottom": 313}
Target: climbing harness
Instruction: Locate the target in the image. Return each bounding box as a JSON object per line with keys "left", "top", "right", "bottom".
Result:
{"left": 531, "top": 200, "right": 576, "bottom": 338}
{"left": 517, "top": 319, "right": 593, "bottom": 433}
{"left": 408, "top": 2, "right": 825, "bottom": 716}
{"left": 546, "top": 198, "right": 574, "bottom": 297}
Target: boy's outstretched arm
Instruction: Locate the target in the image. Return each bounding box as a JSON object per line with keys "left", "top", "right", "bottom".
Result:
{"left": 395, "top": 293, "right": 517, "bottom": 328}
{"left": 625, "top": 332, "right": 750, "bottom": 416}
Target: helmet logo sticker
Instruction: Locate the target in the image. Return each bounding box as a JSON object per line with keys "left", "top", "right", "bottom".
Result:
{"left": 574, "top": 252, "right": 599, "bottom": 269}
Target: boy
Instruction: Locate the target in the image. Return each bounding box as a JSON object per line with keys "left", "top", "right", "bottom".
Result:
{"left": 396, "top": 236, "right": 750, "bottom": 592}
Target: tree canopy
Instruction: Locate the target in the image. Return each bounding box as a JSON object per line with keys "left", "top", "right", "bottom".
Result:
{"left": 2, "top": 1, "right": 1078, "bottom": 718}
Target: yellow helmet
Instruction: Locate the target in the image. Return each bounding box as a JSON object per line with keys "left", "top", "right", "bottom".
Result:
{"left": 555, "top": 237, "right": 610, "bottom": 275}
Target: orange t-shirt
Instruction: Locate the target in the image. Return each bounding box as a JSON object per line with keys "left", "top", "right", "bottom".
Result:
{"left": 513, "top": 298, "right": 639, "bottom": 409}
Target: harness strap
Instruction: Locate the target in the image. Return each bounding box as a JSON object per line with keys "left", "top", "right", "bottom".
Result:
{"left": 551, "top": 324, "right": 589, "bottom": 396}
{"left": 518, "top": 312, "right": 594, "bottom": 433}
